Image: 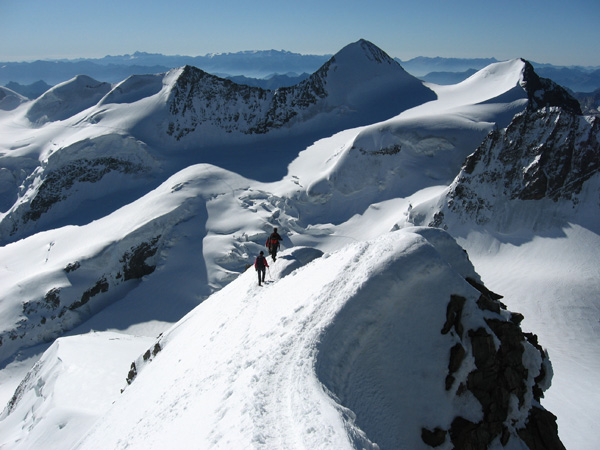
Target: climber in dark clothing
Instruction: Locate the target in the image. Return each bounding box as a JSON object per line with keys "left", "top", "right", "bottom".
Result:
{"left": 265, "top": 227, "right": 283, "bottom": 262}
{"left": 254, "top": 251, "right": 269, "bottom": 286}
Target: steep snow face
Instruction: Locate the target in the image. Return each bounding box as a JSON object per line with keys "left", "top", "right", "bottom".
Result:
{"left": 400, "top": 59, "right": 531, "bottom": 122}
{"left": 311, "top": 39, "right": 436, "bottom": 118}
{"left": 98, "top": 73, "right": 164, "bottom": 105}
{"left": 64, "top": 228, "right": 557, "bottom": 450}
{"left": 26, "top": 75, "right": 112, "bottom": 124}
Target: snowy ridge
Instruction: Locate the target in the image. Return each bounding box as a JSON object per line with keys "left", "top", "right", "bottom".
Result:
{"left": 69, "top": 228, "right": 554, "bottom": 450}
{"left": 0, "top": 87, "right": 27, "bottom": 112}
{"left": 0, "top": 39, "right": 596, "bottom": 449}
{"left": 26, "top": 75, "right": 112, "bottom": 124}
{"left": 0, "top": 165, "right": 252, "bottom": 363}
{"left": 159, "top": 39, "right": 435, "bottom": 144}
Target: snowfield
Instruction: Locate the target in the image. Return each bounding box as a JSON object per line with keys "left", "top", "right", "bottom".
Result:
{"left": 0, "top": 40, "right": 597, "bottom": 449}
{"left": 73, "top": 229, "right": 544, "bottom": 450}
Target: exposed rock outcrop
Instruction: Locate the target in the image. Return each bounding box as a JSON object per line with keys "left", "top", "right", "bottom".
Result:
{"left": 411, "top": 107, "right": 600, "bottom": 229}
{"left": 520, "top": 60, "right": 582, "bottom": 115}
{"left": 0, "top": 134, "right": 157, "bottom": 244}
{"left": 0, "top": 236, "right": 162, "bottom": 365}
{"left": 425, "top": 280, "right": 565, "bottom": 450}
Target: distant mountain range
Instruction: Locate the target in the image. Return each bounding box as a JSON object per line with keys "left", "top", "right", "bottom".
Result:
{"left": 3, "top": 50, "right": 600, "bottom": 94}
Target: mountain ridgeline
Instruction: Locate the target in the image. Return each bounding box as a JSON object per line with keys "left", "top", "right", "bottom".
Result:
{"left": 0, "top": 39, "right": 597, "bottom": 449}
{"left": 164, "top": 39, "right": 436, "bottom": 141}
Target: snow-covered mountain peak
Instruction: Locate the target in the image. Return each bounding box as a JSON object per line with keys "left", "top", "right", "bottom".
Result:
{"left": 155, "top": 42, "right": 436, "bottom": 146}
{"left": 447, "top": 58, "right": 581, "bottom": 114}
{"left": 332, "top": 38, "right": 398, "bottom": 67}
{"left": 26, "top": 75, "right": 112, "bottom": 124}
{"left": 0, "top": 40, "right": 596, "bottom": 450}
{"left": 296, "top": 39, "right": 437, "bottom": 127}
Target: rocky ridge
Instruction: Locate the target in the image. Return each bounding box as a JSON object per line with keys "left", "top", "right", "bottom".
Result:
{"left": 164, "top": 39, "right": 435, "bottom": 141}
{"left": 416, "top": 107, "right": 599, "bottom": 228}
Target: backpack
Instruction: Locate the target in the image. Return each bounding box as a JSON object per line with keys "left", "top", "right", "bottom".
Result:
{"left": 266, "top": 233, "right": 281, "bottom": 249}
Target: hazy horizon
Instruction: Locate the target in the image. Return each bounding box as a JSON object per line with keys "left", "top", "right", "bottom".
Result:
{"left": 1, "top": 0, "right": 599, "bottom": 66}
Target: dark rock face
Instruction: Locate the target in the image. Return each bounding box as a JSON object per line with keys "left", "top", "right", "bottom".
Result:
{"left": 21, "top": 157, "right": 148, "bottom": 225}
{"left": 518, "top": 406, "right": 566, "bottom": 450}
{"left": 0, "top": 156, "right": 150, "bottom": 244}
{"left": 165, "top": 63, "right": 330, "bottom": 139}
{"left": 440, "top": 107, "right": 600, "bottom": 225}
{"left": 166, "top": 66, "right": 272, "bottom": 139}
{"left": 0, "top": 236, "right": 162, "bottom": 364}
{"left": 125, "top": 339, "right": 163, "bottom": 386}
{"left": 520, "top": 60, "right": 582, "bottom": 115}
{"left": 119, "top": 237, "right": 161, "bottom": 281}
{"left": 425, "top": 281, "right": 566, "bottom": 450}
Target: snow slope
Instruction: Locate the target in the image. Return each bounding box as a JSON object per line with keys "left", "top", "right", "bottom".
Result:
{"left": 0, "top": 332, "right": 153, "bottom": 450}
{"left": 0, "top": 40, "right": 596, "bottom": 449}
{"left": 68, "top": 229, "right": 551, "bottom": 450}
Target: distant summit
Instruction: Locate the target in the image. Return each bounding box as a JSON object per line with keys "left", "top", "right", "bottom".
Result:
{"left": 161, "top": 40, "right": 436, "bottom": 143}
{"left": 26, "top": 75, "right": 111, "bottom": 123}
{"left": 0, "top": 86, "right": 27, "bottom": 111}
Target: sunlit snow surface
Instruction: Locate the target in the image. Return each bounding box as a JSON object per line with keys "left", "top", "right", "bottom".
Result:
{"left": 0, "top": 52, "right": 597, "bottom": 449}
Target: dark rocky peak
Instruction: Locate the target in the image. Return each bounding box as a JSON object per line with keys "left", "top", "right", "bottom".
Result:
{"left": 168, "top": 64, "right": 270, "bottom": 111}
{"left": 422, "top": 107, "right": 600, "bottom": 229}
{"left": 520, "top": 59, "right": 582, "bottom": 114}
{"left": 466, "top": 107, "right": 598, "bottom": 202}
{"left": 171, "top": 64, "right": 264, "bottom": 95}
{"left": 430, "top": 282, "right": 565, "bottom": 450}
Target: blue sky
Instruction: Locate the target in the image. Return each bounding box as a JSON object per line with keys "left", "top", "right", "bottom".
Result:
{"left": 1, "top": 0, "right": 599, "bottom": 66}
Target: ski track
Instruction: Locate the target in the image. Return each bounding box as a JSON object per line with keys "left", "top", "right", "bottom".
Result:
{"left": 217, "top": 246, "right": 369, "bottom": 449}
